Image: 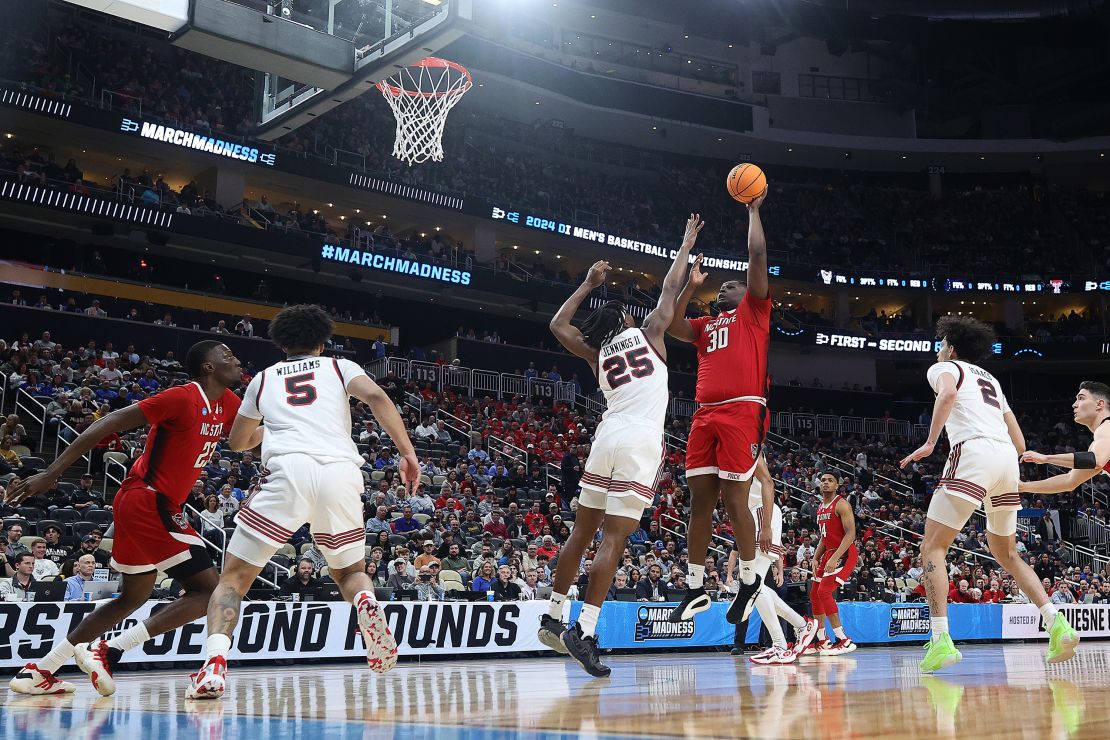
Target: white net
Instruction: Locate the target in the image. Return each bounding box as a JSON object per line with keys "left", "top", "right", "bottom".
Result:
{"left": 377, "top": 57, "right": 473, "bottom": 165}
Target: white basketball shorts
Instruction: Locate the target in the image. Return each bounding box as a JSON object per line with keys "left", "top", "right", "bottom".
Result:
{"left": 229, "top": 452, "right": 367, "bottom": 570}
{"left": 749, "top": 502, "right": 785, "bottom": 576}
{"left": 928, "top": 437, "right": 1019, "bottom": 536}
{"left": 578, "top": 418, "right": 664, "bottom": 520}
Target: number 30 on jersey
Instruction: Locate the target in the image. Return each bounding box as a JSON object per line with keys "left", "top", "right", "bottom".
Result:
{"left": 706, "top": 326, "right": 729, "bottom": 353}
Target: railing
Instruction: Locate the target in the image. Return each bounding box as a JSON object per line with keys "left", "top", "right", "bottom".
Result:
{"left": 770, "top": 411, "right": 927, "bottom": 441}
{"left": 15, "top": 389, "right": 49, "bottom": 451}
{"left": 101, "top": 89, "right": 141, "bottom": 116}
{"left": 1073, "top": 513, "right": 1110, "bottom": 553}
{"left": 367, "top": 357, "right": 576, "bottom": 404}
{"left": 54, "top": 419, "right": 91, "bottom": 475}
{"left": 104, "top": 456, "right": 129, "bottom": 498}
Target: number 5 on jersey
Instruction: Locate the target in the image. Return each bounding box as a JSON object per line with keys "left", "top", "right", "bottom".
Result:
{"left": 285, "top": 373, "right": 317, "bottom": 406}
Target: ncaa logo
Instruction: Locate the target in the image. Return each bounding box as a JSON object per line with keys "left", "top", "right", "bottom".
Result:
{"left": 120, "top": 117, "right": 140, "bottom": 132}
{"left": 172, "top": 513, "right": 190, "bottom": 530}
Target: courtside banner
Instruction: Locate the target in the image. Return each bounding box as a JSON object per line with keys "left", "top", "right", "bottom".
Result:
{"left": 1002, "top": 603, "right": 1110, "bottom": 639}
{"left": 0, "top": 600, "right": 550, "bottom": 669}
{"left": 596, "top": 602, "right": 735, "bottom": 649}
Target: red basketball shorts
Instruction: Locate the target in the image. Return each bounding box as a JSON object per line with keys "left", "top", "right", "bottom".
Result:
{"left": 812, "top": 545, "right": 859, "bottom": 585}
{"left": 110, "top": 483, "right": 213, "bottom": 579}
{"left": 684, "top": 401, "right": 767, "bottom": 481}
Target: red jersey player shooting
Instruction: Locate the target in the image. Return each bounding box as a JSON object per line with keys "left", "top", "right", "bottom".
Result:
{"left": 666, "top": 190, "right": 771, "bottom": 625}
{"left": 6, "top": 340, "right": 241, "bottom": 697}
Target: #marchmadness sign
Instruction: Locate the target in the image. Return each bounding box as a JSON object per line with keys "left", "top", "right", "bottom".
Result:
{"left": 0, "top": 600, "right": 548, "bottom": 668}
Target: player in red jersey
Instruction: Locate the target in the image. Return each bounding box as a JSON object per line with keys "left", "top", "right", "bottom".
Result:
{"left": 666, "top": 191, "right": 770, "bottom": 624}
{"left": 806, "top": 471, "right": 858, "bottom": 655}
{"left": 6, "top": 341, "right": 242, "bottom": 696}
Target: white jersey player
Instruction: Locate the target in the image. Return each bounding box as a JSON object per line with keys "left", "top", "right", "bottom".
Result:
{"left": 727, "top": 455, "right": 818, "bottom": 665}
{"left": 543, "top": 214, "right": 703, "bottom": 677}
{"left": 189, "top": 304, "right": 420, "bottom": 699}
{"left": 901, "top": 316, "right": 1077, "bottom": 673}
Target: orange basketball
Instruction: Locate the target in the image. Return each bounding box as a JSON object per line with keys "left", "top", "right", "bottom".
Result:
{"left": 726, "top": 163, "right": 767, "bottom": 203}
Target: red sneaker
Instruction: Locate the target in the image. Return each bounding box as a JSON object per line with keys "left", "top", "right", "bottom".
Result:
{"left": 186, "top": 656, "right": 227, "bottom": 700}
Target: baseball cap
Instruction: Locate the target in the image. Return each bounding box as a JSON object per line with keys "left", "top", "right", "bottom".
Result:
{"left": 654, "top": 540, "right": 664, "bottom": 549}
{"left": 81, "top": 534, "right": 97, "bottom": 543}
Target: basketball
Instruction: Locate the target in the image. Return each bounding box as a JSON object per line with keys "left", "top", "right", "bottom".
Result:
{"left": 726, "top": 163, "right": 767, "bottom": 203}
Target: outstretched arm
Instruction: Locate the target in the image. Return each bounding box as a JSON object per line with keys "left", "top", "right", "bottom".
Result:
{"left": 899, "top": 372, "right": 957, "bottom": 468}
{"left": 5, "top": 404, "right": 149, "bottom": 505}
{"left": 666, "top": 257, "right": 708, "bottom": 343}
{"left": 643, "top": 214, "right": 704, "bottom": 350}
{"left": 550, "top": 260, "right": 610, "bottom": 370}
{"left": 1020, "top": 429, "right": 1110, "bottom": 493}
{"left": 349, "top": 375, "right": 419, "bottom": 492}
{"left": 745, "top": 192, "right": 769, "bottom": 300}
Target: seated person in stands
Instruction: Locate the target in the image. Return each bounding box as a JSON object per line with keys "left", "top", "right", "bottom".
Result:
{"left": 64, "top": 554, "right": 99, "bottom": 601}
{"left": 386, "top": 559, "right": 415, "bottom": 590}
{"left": 948, "top": 578, "right": 977, "bottom": 603}
{"left": 280, "top": 558, "right": 322, "bottom": 596}
{"left": 0, "top": 553, "right": 36, "bottom": 600}
{"left": 636, "top": 564, "right": 667, "bottom": 602}
{"left": 491, "top": 564, "right": 521, "bottom": 601}
{"left": 416, "top": 565, "right": 444, "bottom": 601}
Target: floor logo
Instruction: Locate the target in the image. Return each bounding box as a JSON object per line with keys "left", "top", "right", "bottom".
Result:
{"left": 888, "top": 605, "right": 931, "bottom": 638}
{"left": 635, "top": 606, "right": 695, "bottom": 641}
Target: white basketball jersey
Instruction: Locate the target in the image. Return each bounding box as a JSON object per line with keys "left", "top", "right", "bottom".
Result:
{"left": 239, "top": 355, "right": 366, "bottom": 467}
{"left": 926, "top": 360, "right": 1012, "bottom": 446}
{"left": 597, "top": 327, "right": 668, "bottom": 427}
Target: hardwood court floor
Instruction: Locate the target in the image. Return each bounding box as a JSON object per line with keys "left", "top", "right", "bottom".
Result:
{"left": 2, "top": 642, "right": 1108, "bottom": 739}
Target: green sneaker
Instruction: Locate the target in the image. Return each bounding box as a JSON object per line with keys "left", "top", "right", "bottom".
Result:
{"left": 920, "top": 633, "right": 962, "bottom": 673}
{"left": 1046, "top": 614, "right": 1080, "bottom": 665}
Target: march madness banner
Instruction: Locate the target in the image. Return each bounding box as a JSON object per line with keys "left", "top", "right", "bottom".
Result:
{"left": 1001, "top": 603, "right": 1110, "bottom": 639}
{"left": 0, "top": 600, "right": 550, "bottom": 669}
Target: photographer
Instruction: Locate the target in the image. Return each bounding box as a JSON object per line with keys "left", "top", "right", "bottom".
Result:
{"left": 416, "top": 565, "right": 444, "bottom": 601}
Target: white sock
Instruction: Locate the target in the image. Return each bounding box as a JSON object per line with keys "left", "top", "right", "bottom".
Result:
{"left": 1039, "top": 602, "right": 1059, "bottom": 629}
{"left": 578, "top": 604, "right": 601, "bottom": 638}
{"left": 832, "top": 625, "right": 846, "bottom": 640}
{"left": 107, "top": 622, "right": 150, "bottom": 653}
{"left": 770, "top": 589, "right": 807, "bottom": 630}
{"left": 754, "top": 588, "right": 787, "bottom": 650}
{"left": 931, "top": 616, "right": 949, "bottom": 639}
{"left": 687, "top": 564, "right": 705, "bottom": 589}
{"left": 206, "top": 633, "right": 232, "bottom": 661}
{"left": 740, "top": 560, "right": 756, "bottom": 585}
{"left": 817, "top": 627, "right": 827, "bottom": 641}
{"left": 547, "top": 592, "right": 566, "bottom": 619}
{"left": 37, "top": 640, "right": 75, "bottom": 674}
{"left": 355, "top": 589, "right": 376, "bottom": 604}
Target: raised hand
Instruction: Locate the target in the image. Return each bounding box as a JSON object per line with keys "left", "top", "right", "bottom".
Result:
{"left": 681, "top": 213, "right": 705, "bottom": 250}
{"left": 585, "top": 260, "right": 611, "bottom": 288}
{"left": 689, "top": 254, "right": 708, "bottom": 288}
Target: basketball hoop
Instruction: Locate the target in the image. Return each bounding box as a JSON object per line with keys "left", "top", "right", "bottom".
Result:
{"left": 377, "top": 57, "right": 473, "bottom": 165}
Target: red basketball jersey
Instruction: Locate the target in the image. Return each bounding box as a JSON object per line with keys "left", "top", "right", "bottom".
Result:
{"left": 127, "top": 382, "right": 240, "bottom": 505}
{"left": 689, "top": 291, "right": 772, "bottom": 404}
{"left": 816, "top": 495, "right": 849, "bottom": 551}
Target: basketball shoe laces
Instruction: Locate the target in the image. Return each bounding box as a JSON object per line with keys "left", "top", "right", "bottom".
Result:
{"left": 190, "top": 656, "right": 226, "bottom": 686}
{"left": 31, "top": 666, "right": 63, "bottom": 691}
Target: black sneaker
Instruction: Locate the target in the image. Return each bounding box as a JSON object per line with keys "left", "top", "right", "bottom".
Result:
{"left": 730, "top": 646, "right": 746, "bottom": 656}
{"left": 562, "top": 624, "right": 610, "bottom": 677}
{"left": 726, "top": 574, "right": 763, "bottom": 625}
{"left": 538, "top": 614, "right": 570, "bottom": 655}
{"left": 667, "top": 586, "right": 711, "bottom": 622}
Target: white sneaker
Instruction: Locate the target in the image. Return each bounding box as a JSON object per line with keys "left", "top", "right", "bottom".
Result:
{"left": 9, "top": 664, "right": 76, "bottom": 695}
{"left": 821, "top": 638, "right": 857, "bottom": 655}
{"left": 356, "top": 592, "right": 398, "bottom": 673}
{"left": 750, "top": 647, "right": 798, "bottom": 666}
{"left": 749, "top": 646, "right": 776, "bottom": 661}
{"left": 185, "top": 656, "right": 227, "bottom": 700}
{"left": 793, "top": 617, "right": 820, "bottom": 656}
{"left": 74, "top": 640, "right": 117, "bottom": 697}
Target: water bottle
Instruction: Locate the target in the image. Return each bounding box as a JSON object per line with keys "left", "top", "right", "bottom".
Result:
{"left": 487, "top": 590, "right": 494, "bottom": 602}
